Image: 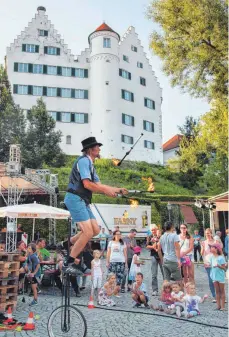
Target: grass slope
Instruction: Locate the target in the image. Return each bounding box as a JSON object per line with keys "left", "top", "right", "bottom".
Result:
{"left": 51, "top": 157, "right": 193, "bottom": 197}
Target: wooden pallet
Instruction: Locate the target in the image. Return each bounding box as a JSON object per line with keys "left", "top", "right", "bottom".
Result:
{"left": 0, "top": 285, "right": 18, "bottom": 296}
{"left": 0, "top": 270, "right": 19, "bottom": 279}
{"left": 0, "top": 261, "right": 20, "bottom": 271}
{"left": 0, "top": 300, "right": 17, "bottom": 313}
{"left": 0, "top": 277, "right": 19, "bottom": 287}
{"left": 0, "top": 293, "right": 17, "bottom": 303}
{"left": 0, "top": 253, "right": 20, "bottom": 262}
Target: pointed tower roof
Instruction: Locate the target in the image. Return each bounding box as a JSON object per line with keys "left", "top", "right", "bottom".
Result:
{"left": 88, "top": 22, "right": 120, "bottom": 43}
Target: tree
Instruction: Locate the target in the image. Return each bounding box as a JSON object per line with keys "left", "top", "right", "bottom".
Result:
{"left": 170, "top": 99, "right": 228, "bottom": 193}
{"left": 22, "top": 98, "right": 66, "bottom": 168}
{"left": 178, "top": 116, "right": 198, "bottom": 140}
{"left": 147, "top": 0, "right": 228, "bottom": 100}
{"left": 0, "top": 65, "right": 25, "bottom": 162}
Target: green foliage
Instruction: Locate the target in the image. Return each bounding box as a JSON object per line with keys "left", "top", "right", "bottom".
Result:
{"left": 147, "top": 0, "right": 228, "bottom": 100}
{"left": 22, "top": 98, "right": 66, "bottom": 168}
{"left": 0, "top": 65, "right": 25, "bottom": 162}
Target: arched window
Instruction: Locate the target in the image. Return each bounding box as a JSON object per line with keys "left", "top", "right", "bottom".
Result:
{"left": 66, "top": 135, "right": 71, "bottom": 144}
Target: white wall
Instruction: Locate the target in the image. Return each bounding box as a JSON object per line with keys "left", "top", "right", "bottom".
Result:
{"left": 6, "top": 9, "right": 163, "bottom": 164}
{"left": 163, "top": 147, "right": 179, "bottom": 165}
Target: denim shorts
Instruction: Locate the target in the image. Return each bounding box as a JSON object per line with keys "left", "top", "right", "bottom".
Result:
{"left": 64, "top": 193, "right": 96, "bottom": 223}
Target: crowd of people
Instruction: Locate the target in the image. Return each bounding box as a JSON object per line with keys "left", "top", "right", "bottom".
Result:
{"left": 8, "top": 222, "right": 228, "bottom": 316}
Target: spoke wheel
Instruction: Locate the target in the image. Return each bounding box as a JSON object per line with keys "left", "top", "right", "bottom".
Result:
{"left": 48, "top": 305, "right": 87, "bottom": 337}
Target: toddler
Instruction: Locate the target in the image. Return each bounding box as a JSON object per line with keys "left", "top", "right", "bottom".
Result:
{"left": 98, "top": 273, "right": 119, "bottom": 307}
{"left": 183, "top": 282, "right": 208, "bottom": 318}
{"left": 152, "top": 281, "right": 174, "bottom": 311}
{"left": 167, "top": 283, "right": 185, "bottom": 317}
{"left": 128, "top": 246, "right": 144, "bottom": 284}
{"left": 132, "top": 272, "right": 149, "bottom": 308}
{"left": 91, "top": 250, "right": 103, "bottom": 301}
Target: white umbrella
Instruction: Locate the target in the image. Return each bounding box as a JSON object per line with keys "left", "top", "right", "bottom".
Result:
{"left": 0, "top": 202, "right": 70, "bottom": 219}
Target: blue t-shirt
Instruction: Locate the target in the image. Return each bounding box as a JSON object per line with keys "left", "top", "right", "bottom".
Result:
{"left": 193, "top": 234, "right": 201, "bottom": 246}
{"left": 210, "top": 255, "right": 226, "bottom": 283}
{"left": 77, "top": 156, "right": 100, "bottom": 182}
{"left": 27, "top": 253, "right": 41, "bottom": 277}
{"left": 133, "top": 282, "right": 148, "bottom": 297}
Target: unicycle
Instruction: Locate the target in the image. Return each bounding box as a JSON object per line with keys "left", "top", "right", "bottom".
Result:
{"left": 47, "top": 216, "right": 87, "bottom": 337}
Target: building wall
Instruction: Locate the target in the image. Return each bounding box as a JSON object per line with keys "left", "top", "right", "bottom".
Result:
{"left": 6, "top": 8, "right": 163, "bottom": 164}
{"left": 163, "top": 147, "right": 179, "bottom": 165}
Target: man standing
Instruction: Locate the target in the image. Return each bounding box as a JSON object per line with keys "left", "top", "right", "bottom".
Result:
{"left": 62, "top": 137, "right": 128, "bottom": 274}
{"left": 158, "top": 221, "right": 182, "bottom": 282}
{"left": 193, "top": 229, "right": 202, "bottom": 262}
{"left": 36, "top": 238, "right": 50, "bottom": 262}
{"left": 146, "top": 224, "right": 164, "bottom": 296}
{"left": 99, "top": 228, "right": 108, "bottom": 258}
{"left": 121, "top": 229, "right": 137, "bottom": 292}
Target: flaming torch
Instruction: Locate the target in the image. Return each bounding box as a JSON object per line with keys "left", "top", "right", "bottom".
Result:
{"left": 129, "top": 199, "right": 139, "bottom": 208}
{"left": 112, "top": 133, "right": 144, "bottom": 167}
{"left": 142, "top": 177, "right": 155, "bottom": 193}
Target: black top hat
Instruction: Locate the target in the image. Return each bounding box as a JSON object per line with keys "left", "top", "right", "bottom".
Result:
{"left": 81, "top": 137, "right": 103, "bottom": 152}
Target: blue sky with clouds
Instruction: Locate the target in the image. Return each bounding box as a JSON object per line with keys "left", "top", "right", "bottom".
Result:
{"left": 0, "top": 0, "right": 209, "bottom": 143}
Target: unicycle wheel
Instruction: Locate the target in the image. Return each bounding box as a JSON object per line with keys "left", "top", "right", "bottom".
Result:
{"left": 48, "top": 305, "right": 87, "bottom": 337}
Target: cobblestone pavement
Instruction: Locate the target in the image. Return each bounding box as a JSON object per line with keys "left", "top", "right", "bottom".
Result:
{"left": 3, "top": 250, "right": 228, "bottom": 337}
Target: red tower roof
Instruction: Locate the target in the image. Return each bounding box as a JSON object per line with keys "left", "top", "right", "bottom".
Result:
{"left": 88, "top": 22, "right": 120, "bottom": 43}
{"left": 95, "top": 23, "right": 115, "bottom": 33}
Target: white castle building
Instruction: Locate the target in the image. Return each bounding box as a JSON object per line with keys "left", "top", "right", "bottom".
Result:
{"left": 6, "top": 6, "right": 163, "bottom": 164}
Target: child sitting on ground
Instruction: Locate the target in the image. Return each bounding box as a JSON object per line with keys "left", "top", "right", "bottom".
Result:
{"left": 183, "top": 282, "right": 208, "bottom": 318}
{"left": 91, "top": 250, "right": 103, "bottom": 302}
{"left": 131, "top": 272, "right": 149, "bottom": 308}
{"left": 128, "top": 246, "right": 144, "bottom": 284}
{"left": 165, "top": 282, "right": 185, "bottom": 317}
{"left": 98, "top": 273, "right": 119, "bottom": 307}
{"left": 152, "top": 281, "right": 174, "bottom": 311}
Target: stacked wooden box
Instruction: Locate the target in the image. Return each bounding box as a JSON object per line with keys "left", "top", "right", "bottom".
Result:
{"left": 0, "top": 253, "right": 20, "bottom": 312}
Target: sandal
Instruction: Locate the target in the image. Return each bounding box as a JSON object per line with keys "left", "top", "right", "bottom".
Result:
{"left": 220, "top": 308, "right": 226, "bottom": 311}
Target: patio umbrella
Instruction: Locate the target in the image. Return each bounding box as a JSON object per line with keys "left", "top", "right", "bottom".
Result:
{"left": 0, "top": 202, "right": 70, "bottom": 219}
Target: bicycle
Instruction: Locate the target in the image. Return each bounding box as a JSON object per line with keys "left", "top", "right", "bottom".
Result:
{"left": 47, "top": 216, "right": 87, "bottom": 337}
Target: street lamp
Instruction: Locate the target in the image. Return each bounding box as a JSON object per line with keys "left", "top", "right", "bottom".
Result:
{"left": 167, "top": 202, "right": 172, "bottom": 221}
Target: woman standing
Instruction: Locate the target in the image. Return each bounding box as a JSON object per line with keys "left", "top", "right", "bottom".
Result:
{"left": 201, "top": 228, "right": 216, "bottom": 302}
{"left": 106, "top": 230, "right": 127, "bottom": 294}
{"left": 179, "top": 224, "right": 194, "bottom": 284}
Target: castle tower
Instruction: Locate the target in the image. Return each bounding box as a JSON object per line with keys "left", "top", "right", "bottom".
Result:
{"left": 89, "top": 23, "right": 121, "bottom": 159}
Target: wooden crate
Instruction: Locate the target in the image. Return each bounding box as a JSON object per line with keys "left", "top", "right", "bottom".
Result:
{"left": 0, "top": 293, "right": 17, "bottom": 303}
{"left": 0, "top": 269, "right": 19, "bottom": 279}
{"left": 0, "top": 253, "right": 20, "bottom": 262}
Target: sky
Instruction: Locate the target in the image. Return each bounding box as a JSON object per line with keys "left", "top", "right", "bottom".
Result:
{"left": 0, "top": 0, "right": 210, "bottom": 143}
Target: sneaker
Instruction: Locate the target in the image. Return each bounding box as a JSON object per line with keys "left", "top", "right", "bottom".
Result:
{"left": 80, "top": 287, "right": 86, "bottom": 291}
{"left": 62, "top": 263, "right": 84, "bottom": 276}
{"left": 144, "top": 303, "right": 150, "bottom": 309}
{"left": 29, "top": 299, "right": 38, "bottom": 306}
{"left": 115, "top": 294, "right": 121, "bottom": 298}
{"left": 37, "top": 286, "right": 42, "bottom": 294}
{"left": 133, "top": 303, "right": 141, "bottom": 308}
{"left": 152, "top": 291, "right": 159, "bottom": 296}
{"left": 212, "top": 299, "right": 217, "bottom": 303}
{"left": 121, "top": 288, "right": 125, "bottom": 293}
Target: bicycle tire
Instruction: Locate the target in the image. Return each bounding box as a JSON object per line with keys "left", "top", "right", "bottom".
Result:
{"left": 48, "top": 305, "right": 87, "bottom": 337}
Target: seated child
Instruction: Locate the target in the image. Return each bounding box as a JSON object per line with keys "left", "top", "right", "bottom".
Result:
{"left": 183, "top": 282, "right": 208, "bottom": 318}
{"left": 165, "top": 282, "right": 185, "bottom": 317}
{"left": 128, "top": 246, "right": 144, "bottom": 284}
{"left": 98, "top": 273, "right": 119, "bottom": 307}
{"left": 131, "top": 272, "right": 149, "bottom": 308}
{"left": 152, "top": 281, "right": 174, "bottom": 311}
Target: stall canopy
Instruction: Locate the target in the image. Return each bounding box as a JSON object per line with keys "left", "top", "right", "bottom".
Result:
{"left": 180, "top": 205, "right": 198, "bottom": 224}
{"left": 0, "top": 202, "right": 70, "bottom": 219}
